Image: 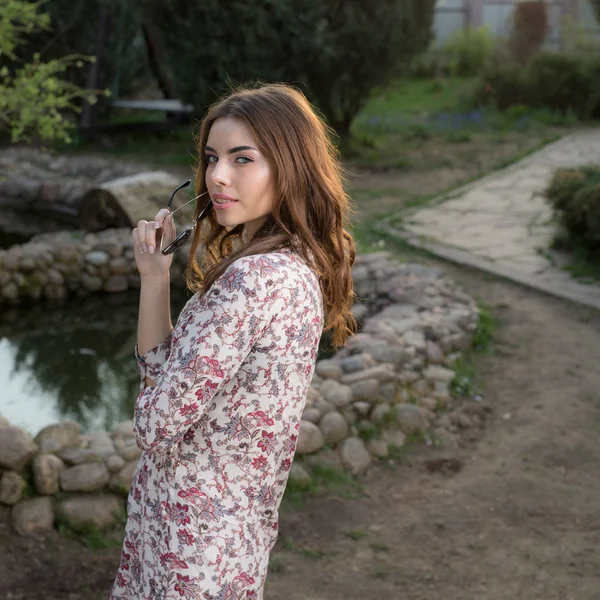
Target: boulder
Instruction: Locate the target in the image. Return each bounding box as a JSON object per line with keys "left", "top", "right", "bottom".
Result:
{"left": 12, "top": 497, "right": 54, "bottom": 535}
{"left": 0, "top": 426, "right": 38, "bottom": 471}
{"left": 56, "top": 494, "right": 123, "bottom": 531}
{"left": 32, "top": 454, "right": 65, "bottom": 495}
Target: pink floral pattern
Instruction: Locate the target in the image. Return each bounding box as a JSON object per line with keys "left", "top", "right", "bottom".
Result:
{"left": 111, "top": 249, "right": 323, "bottom": 600}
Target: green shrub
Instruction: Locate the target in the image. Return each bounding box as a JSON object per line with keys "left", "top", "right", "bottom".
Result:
{"left": 410, "top": 26, "right": 498, "bottom": 78}
{"left": 442, "top": 26, "right": 498, "bottom": 77}
{"left": 474, "top": 51, "right": 600, "bottom": 118}
{"left": 526, "top": 52, "right": 600, "bottom": 116}
{"left": 544, "top": 165, "right": 600, "bottom": 258}
{"left": 473, "top": 63, "right": 529, "bottom": 110}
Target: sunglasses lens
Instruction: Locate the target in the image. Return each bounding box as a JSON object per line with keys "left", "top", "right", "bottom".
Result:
{"left": 161, "top": 228, "right": 193, "bottom": 255}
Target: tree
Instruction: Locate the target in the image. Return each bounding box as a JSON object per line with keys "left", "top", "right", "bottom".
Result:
{"left": 0, "top": 0, "right": 100, "bottom": 143}
{"left": 592, "top": 0, "right": 600, "bottom": 23}
{"left": 142, "top": 0, "right": 436, "bottom": 137}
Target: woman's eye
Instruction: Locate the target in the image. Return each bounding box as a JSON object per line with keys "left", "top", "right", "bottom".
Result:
{"left": 205, "top": 155, "right": 218, "bottom": 164}
{"left": 235, "top": 156, "right": 252, "bottom": 164}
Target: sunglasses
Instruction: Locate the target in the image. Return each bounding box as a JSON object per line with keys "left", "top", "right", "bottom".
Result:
{"left": 160, "top": 180, "right": 213, "bottom": 255}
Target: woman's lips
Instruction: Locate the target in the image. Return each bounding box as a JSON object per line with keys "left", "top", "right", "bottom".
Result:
{"left": 212, "top": 193, "right": 238, "bottom": 209}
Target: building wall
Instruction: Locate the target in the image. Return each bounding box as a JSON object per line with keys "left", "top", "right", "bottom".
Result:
{"left": 433, "top": 0, "right": 587, "bottom": 47}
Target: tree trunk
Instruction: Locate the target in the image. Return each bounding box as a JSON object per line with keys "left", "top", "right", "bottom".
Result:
{"left": 0, "top": 171, "right": 188, "bottom": 234}
{"left": 78, "top": 171, "right": 186, "bottom": 232}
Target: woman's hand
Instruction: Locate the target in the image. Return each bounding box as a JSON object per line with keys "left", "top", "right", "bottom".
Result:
{"left": 133, "top": 209, "right": 175, "bottom": 278}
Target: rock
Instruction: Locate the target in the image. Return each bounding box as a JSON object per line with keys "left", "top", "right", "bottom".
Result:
{"left": 0, "top": 426, "right": 38, "bottom": 471}
{"left": 56, "top": 494, "right": 123, "bottom": 531}
{"left": 12, "top": 497, "right": 54, "bottom": 535}
{"left": 418, "top": 397, "right": 439, "bottom": 412}
{"left": 81, "top": 274, "right": 103, "bottom": 292}
{"left": 93, "top": 241, "right": 122, "bottom": 259}
{"left": 339, "top": 437, "right": 371, "bottom": 475}
{"left": 43, "top": 284, "right": 67, "bottom": 301}
{"left": 426, "top": 341, "right": 444, "bottom": 364}
{"left": 1, "top": 282, "right": 19, "bottom": 301}
{"left": 0, "top": 471, "right": 26, "bottom": 505}
{"left": 32, "top": 454, "right": 65, "bottom": 495}
{"left": 114, "top": 437, "right": 143, "bottom": 461}
{"left": 288, "top": 463, "right": 312, "bottom": 488}
{"left": 59, "top": 463, "right": 110, "bottom": 492}
{"left": 341, "top": 409, "right": 357, "bottom": 425}
{"left": 34, "top": 421, "right": 80, "bottom": 454}
{"left": 318, "top": 412, "right": 349, "bottom": 445}
{"left": 352, "top": 402, "right": 371, "bottom": 417}
{"left": 46, "top": 269, "right": 64, "bottom": 285}
{"left": 366, "top": 439, "right": 389, "bottom": 458}
{"left": 301, "top": 407, "right": 322, "bottom": 424}
{"left": 0, "top": 416, "right": 9, "bottom": 428}
{"left": 423, "top": 365, "right": 455, "bottom": 383}
{"left": 382, "top": 429, "right": 407, "bottom": 448}
{"left": 106, "top": 455, "right": 126, "bottom": 474}
{"left": 349, "top": 378, "right": 380, "bottom": 403}
{"left": 319, "top": 380, "right": 353, "bottom": 409}
{"left": 81, "top": 432, "right": 116, "bottom": 458}
{"left": 104, "top": 275, "right": 128, "bottom": 293}
{"left": 305, "top": 387, "right": 322, "bottom": 408}
{"left": 109, "top": 460, "right": 139, "bottom": 494}
{"left": 313, "top": 398, "right": 336, "bottom": 417}
{"left": 351, "top": 303, "right": 369, "bottom": 322}
{"left": 85, "top": 251, "right": 109, "bottom": 267}
{"left": 108, "top": 257, "right": 129, "bottom": 275}
{"left": 57, "top": 447, "right": 103, "bottom": 465}
{"left": 111, "top": 421, "right": 135, "bottom": 439}
{"left": 315, "top": 360, "right": 343, "bottom": 380}
{"left": 341, "top": 353, "right": 376, "bottom": 374}
{"left": 395, "top": 404, "right": 429, "bottom": 435}
{"left": 295, "top": 421, "right": 325, "bottom": 455}
{"left": 304, "top": 448, "right": 343, "bottom": 471}
{"left": 370, "top": 404, "right": 393, "bottom": 425}
{"left": 404, "top": 330, "right": 426, "bottom": 351}
{"left": 378, "top": 381, "right": 398, "bottom": 403}
{"left": 356, "top": 342, "right": 410, "bottom": 367}
{"left": 340, "top": 364, "right": 396, "bottom": 385}
{"left": 412, "top": 379, "right": 431, "bottom": 396}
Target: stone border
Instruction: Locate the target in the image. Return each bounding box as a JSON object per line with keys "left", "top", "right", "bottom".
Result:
{"left": 0, "top": 228, "right": 189, "bottom": 304}
{"left": 0, "top": 252, "right": 479, "bottom": 535}
{"left": 376, "top": 222, "right": 600, "bottom": 312}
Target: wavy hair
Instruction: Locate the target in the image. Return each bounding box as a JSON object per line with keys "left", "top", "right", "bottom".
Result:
{"left": 186, "top": 83, "right": 356, "bottom": 348}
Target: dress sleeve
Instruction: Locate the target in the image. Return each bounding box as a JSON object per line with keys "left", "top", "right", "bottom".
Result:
{"left": 133, "top": 258, "right": 283, "bottom": 454}
{"left": 135, "top": 333, "right": 173, "bottom": 386}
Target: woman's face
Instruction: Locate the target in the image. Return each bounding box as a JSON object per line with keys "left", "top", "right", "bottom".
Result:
{"left": 204, "top": 117, "right": 275, "bottom": 239}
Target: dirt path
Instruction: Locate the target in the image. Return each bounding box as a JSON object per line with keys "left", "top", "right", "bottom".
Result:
{"left": 2, "top": 264, "right": 599, "bottom": 600}
{"left": 263, "top": 268, "right": 600, "bottom": 600}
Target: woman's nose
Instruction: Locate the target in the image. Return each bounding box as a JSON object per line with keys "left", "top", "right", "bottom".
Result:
{"left": 210, "top": 162, "right": 231, "bottom": 187}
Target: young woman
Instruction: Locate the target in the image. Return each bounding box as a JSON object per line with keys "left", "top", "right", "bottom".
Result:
{"left": 111, "top": 83, "right": 356, "bottom": 600}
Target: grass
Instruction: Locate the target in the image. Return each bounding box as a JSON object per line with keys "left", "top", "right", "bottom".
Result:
{"left": 282, "top": 463, "right": 364, "bottom": 508}
{"left": 344, "top": 528, "right": 368, "bottom": 541}
{"left": 450, "top": 302, "right": 496, "bottom": 399}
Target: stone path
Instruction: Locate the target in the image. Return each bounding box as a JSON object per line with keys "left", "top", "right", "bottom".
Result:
{"left": 380, "top": 130, "right": 600, "bottom": 310}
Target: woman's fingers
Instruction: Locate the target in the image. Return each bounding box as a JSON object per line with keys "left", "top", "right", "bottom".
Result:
{"left": 135, "top": 220, "right": 157, "bottom": 254}
{"left": 153, "top": 208, "right": 174, "bottom": 251}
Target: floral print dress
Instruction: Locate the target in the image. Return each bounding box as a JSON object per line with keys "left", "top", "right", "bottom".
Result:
{"left": 110, "top": 249, "right": 323, "bottom": 600}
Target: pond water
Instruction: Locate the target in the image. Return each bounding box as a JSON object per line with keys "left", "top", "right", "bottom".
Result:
{"left": 0, "top": 290, "right": 192, "bottom": 437}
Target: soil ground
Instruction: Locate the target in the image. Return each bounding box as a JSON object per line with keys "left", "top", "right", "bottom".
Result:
{"left": 2, "top": 258, "right": 599, "bottom": 600}
{"left": 2, "top": 132, "right": 599, "bottom": 599}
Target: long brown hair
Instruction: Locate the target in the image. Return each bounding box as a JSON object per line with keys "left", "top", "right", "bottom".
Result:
{"left": 186, "top": 83, "right": 356, "bottom": 348}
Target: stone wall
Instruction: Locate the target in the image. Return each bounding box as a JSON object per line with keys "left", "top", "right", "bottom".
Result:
{"left": 0, "top": 228, "right": 189, "bottom": 304}
{"left": 0, "top": 252, "right": 480, "bottom": 535}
